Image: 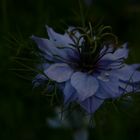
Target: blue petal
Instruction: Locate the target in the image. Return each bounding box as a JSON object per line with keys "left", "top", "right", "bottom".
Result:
{"left": 129, "top": 71, "right": 140, "bottom": 83}
{"left": 63, "top": 81, "right": 78, "bottom": 104}
{"left": 100, "top": 45, "right": 114, "bottom": 55}
{"left": 31, "top": 35, "right": 55, "bottom": 61}
{"left": 113, "top": 43, "right": 129, "bottom": 59}
{"left": 96, "top": 75, "right": 121, "bottom": 99}
{"left": 66, "top": 27, "right": 81, "bottom": 38}
{"left": 101, "top": 43, "right": 128, "bottom": 61}
{"left": 65, "top": 27, "right": 83, "bottom": 45}
{"left": 45, "top": 63, "right": 74, "bottom": 82}
{"left": 31, "top": 35, "right": 80, "bottom": 62}
{"left": 80, "top": 96, "right": 104, "bottom": 113}
{"left": 131, "top": 64, "right": 140, "bottom": 70}
{"left": 112, "top": 65, "right": 140, "bottom": 82}
{"left": 46, "top": 25, "right": 73, "bottom": 47}
{"left": 46, "top": 26, "right": 84, "bottom": 50}
{"left": 71, "top": 72, "right": 99, "bottom": 101}
{"left": 119, "top": 81, "right": 140, "bottom": 94}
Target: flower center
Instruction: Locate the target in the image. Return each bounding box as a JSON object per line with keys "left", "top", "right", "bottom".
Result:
{"left": 67, "top": 24, "right": 120, "bottom": 73}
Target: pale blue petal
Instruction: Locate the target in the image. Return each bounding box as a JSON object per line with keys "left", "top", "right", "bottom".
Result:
{"left": 46, "top": 25, "right": 83, "bottom": 50}
{"left": 66, "top": 27, "right": 81, "bottom": 38}
{"left": 96, "top": 75, "right": 121, "bottom": 99}
{"left": 112, "top": 65, "right": 140, "bottom": 82}
{"left": 130, "top": 71, "right": 140, "bottom": 83}
{"left": 71, "top": 72, "right": 99, "bottom": 101}
{"left": 101, "top": 43, "right": 128, "bottom": 61}
{"left": 31, "top": 35, "right": 55, "bottom": 61}
{"left": 80, "top": 96, "right": 104, "bottom": 113}
{"left": 100, "top": 46, "right": 107, "bottom": 55}
{"left": 63, "top": 81, "right": 78, "bottom": 104}
{"left": 46, "top": 25, "right": 73, "bottom": 46}
{"left": 131, "top": 64, "right": 140, "bottom": 70}
{"left": 100, "top": 45, "right": 114, "bottom": 55}
{"left": 31, "top": 35, "right": 80, "bottom": 62}
{"left": 65, "top": 27, "right": 83, "bottom": 46}
{"left": 119, "top": 81, "right": 140, "bottom": 94}
{"left": 119, "top": 82, "right": 134, "bottom": 94}
{"left": 98, "top": 59, "right": 114, "bottom": 70}
{"left": 113, "top": 43, "right": 129, "bottom": 59}
{"left": 45, "top": 63, "right": 74, "bottom": 82}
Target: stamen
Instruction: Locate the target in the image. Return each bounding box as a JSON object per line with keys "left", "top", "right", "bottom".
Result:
{"left": 97, "top": 25, "right": 112, "bottom": 36}
{"left": 100, "top": 33, "right": 118, "bottom": 44}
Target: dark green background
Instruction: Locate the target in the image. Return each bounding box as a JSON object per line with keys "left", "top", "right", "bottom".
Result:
{"left": 0, "top": 0, "right": 140, "bottom": 140}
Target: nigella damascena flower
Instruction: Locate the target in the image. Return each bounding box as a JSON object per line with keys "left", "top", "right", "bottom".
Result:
{"left": 31, "top": 25, "right": 140, "bottom": 114}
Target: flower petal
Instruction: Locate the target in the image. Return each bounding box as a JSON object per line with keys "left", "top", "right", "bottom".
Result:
{"left": 46, "top": 26, "right": 83, "bottom": 52}
{"left": 113, "top": 43, "right": 129, "bottom": 59}
{"left": 80, "top": 96, "right": 104, "bottom": 113}
{"left": 113, "top": 65, "right": 140, "bottom": 82}
{"left": 96, "top": 75, "right": 121, "bottom": 99}
{"left": 100, "top": 44, "right": 114, "bottom": 55}
{"left": 119, "top": 81, "right": 140, "bottom": 94}
{"left": 71, "top": 72, "right": 99, "bottom": 101}
{"left": 65, "top": 27, "right": 83, "bottom": 46}
{"left": 99, "top": 43, "right": 129, "bottom": 70}
{"left": 46, "top": 25, "right": 73, "bottom": 46}
{"left": 66, "top": 27, "right": 81, "bottom": 38}
{"left": 101, "top": 43, "right": 128, "bottom": 61}
{"left": 31, "top": 35, "right": 55, "bottom": 61}
{"left": 63, "top": 81, "right": 78, "bottom": 104}
{"left": 45, "top": 63, "right": 74, "bottom": 82}
{"left": 131, "top": 64, "right": 140, "bottom": 70}
{"left": 31, "top": 35, "right": 80, "bottom": 62}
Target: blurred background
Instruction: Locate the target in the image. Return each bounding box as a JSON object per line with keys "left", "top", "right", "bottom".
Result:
{"left": 0, "top": 0, "right": 140, "bottom": 139}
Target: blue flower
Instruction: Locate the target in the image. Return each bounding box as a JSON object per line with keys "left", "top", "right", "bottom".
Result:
{"left": 31, "top": 25, "right": 140, "bottom": 114}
